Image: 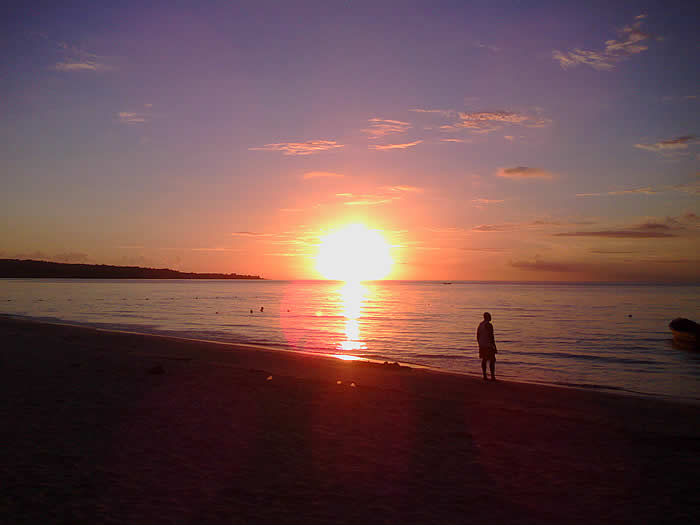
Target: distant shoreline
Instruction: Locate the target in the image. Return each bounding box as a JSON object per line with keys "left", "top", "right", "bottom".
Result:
{"left": 0, "top": 259, "right": 263, "bottom": 280}
{"left": 1, "top": 260, "right": 697, "bottom": 284}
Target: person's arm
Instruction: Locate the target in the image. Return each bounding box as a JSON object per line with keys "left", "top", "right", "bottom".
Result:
{"left": 488, "top": 323, "right": 496, "bottom": 349}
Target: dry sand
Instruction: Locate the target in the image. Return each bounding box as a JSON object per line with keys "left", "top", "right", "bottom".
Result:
{"left": 1, "top": 316, "right": 699, "bottom": 524}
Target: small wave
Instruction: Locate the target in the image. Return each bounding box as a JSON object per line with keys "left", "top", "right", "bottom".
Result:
{"left": 412, "top": 354, "right": 467, "bottom": 360}
{"left": 505, "top": 350, "right": 657, "bottom": 366}
{"left": 553, "top": 381, "right": 626, "bottom": 391}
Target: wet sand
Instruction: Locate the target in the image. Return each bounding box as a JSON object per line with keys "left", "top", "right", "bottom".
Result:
{"left": 1, "top": 316, "right": 698, "bottom": 524}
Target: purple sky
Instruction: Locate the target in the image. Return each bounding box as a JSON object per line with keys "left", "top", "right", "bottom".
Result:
{"left": 1, "top": 1, "right": 698, "bottom": 281}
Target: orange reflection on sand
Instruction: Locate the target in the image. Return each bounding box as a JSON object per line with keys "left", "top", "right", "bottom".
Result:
{"left": 337, "top": 281, "right": 367, "bottom": 352}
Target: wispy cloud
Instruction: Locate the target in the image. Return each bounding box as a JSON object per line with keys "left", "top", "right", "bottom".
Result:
{"left": 362, "top": 118, "right": 411, "bottom": 138}
{"left": 47, "top": 37, "right": 112, "bottom": 72}
{"left": 475, "top": 41, "right": 501, "bottom": 53}
{"left": 117, "top": 112, "right": 148, "bottom": 124}
{"left": 553, "top": 14, "right": 656, "bottom": 71}
{"left": 673, "top": 180, "right": 700, "bottom": 195}
{"left": 54, "top": 62, "right": 110, "bottom": 72}
{"left": 369, "top": 140, "right": 423, "bottom": 151}
{"left": 530, "top": 217, "right": 597, "bottom": 227}
{"left": 556, "top": 214, "right": 697, "bottom": 239}
{"left": 334, "top": 184, "right": 424, "bottom": 207}
{"left": 116, "top": 104, "right": 154, "bottom": 124}
{"left": 634, "top": 213, "right": 699, "bottom": 231}
{"left": 472, "top": 224, "right": 512, "bottom": 232}
{"left": 409, "top": 108, "right": 455, "bottom": 117}
{"left": 229, "top": 230, "right": 318, "bottom": 259}
{"left": 343, "top": 196, "right": 397, "bottom": 206}
{"left": 423, "top": 227, "right": 473, "bottom": 240}
{"left": 191, "top": 247, "right": 241, "bottom": 252}
{"left": 249, "top": 140, "right": 344, "bottom": 156}
{"left": 472, "top": 198, "right": 504, "bottom": 205}
{"left": 461, "top": 247, "right": 506, "bottom": 253}
{"left": 633, "top": 221, "right": 673, "bottom": 231}
{"left": 302, "top": 171, "right": 344, "bottom": 180}
{"left": 438, "top": 110, "right": 549, "bottom": 134}
{"left": 578, "top": 178, "right": 700, "bottom": 197}
{"left": 554, "top": 231, "right": 675, "bottom": 238}
{"left": 510, "top": 258, "right": 579, "bottom": 272}
{"left": 524, "top": 117, "right": 553, "bottom": 128}
{"left": 231, "top": 231, "right": 276, "bottom": 237}
{"left": 662, "top": 95, "right": 698, "bottom": 103}
{"left": 440, "top": 138, "right": 470, "bottom": 143}
{"left": 335, "top": 191, "right": 398, "bottom": 206}
{"left": 590, "top": 249, "right": 637, "bottom": 254}
{"left": 496, "top": 166, "right": 555, "bottom": 180}
{"left": 461, "top": 111, "right": 529, "bottom": 125}
{"left": 410, "top": 104, "right": 550, "bottom": 135}
{"left": 634, "top": 135, "right": 698, "bottom": 154}
{"left": 440, "top": 111, "right": 527, "bottom": 134}
{"left": 384, "top": 185, "right": 423, "bottom": 193}
{"left": 577, "top": 186, "right": 660, "bottom": 197}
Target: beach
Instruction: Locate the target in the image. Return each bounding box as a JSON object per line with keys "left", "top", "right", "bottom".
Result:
{"left": 1, "top": 316, "right": 698, "bottom": 524}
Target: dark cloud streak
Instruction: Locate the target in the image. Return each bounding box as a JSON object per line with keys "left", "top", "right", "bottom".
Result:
{"left": 554, "top": 231, "right": 675, "bottom": 238}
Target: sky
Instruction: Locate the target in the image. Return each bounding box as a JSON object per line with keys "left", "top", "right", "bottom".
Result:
{"left": 1, "top": 0, "right": 698, "bottom": 281}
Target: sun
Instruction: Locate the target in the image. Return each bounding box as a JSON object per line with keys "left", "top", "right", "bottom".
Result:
{"left": 315, "top": 224, "right": 393, "bottom": 282}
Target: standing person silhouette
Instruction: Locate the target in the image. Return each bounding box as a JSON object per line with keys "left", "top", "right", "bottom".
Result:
{"left": 477, "top": 312, "right": 497, "bottom": 381}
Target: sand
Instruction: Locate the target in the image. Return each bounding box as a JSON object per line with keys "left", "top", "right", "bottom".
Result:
{"left": 1, "top": 316, "right": 698, "bottom": 524}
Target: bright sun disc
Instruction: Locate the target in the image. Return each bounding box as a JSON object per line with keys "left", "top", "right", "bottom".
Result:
{"left": 316, "top": 224, "right": 393, "bottom": 282}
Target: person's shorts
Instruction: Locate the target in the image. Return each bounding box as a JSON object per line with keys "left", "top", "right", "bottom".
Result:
{"left": 479, "top": 347, "right": 496, "bottom": 360}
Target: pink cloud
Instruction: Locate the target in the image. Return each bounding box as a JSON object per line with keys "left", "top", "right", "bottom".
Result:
{"left": 496, "top": 166, "right": 554, "bottom": 180}
{"left": 250, "top": 140, "right": 344, "bottom": 156}
{"left": 369, "top": 140, "right": 423, "bottom": 151}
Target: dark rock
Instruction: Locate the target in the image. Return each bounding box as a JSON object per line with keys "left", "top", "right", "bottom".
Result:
{"left": 147, "top": 365, "right": 165, "bottom": 375}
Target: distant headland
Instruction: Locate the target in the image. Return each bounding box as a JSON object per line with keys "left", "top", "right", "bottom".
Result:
{"left": 0, "top": 259, "right": 263, "bottom": 280}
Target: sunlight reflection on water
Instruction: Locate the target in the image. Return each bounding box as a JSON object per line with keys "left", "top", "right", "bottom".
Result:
{"left": 338, "top": 282, "right": 367, "bottom": 352}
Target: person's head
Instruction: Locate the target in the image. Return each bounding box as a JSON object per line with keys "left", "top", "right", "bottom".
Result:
{"left": 483, "top": 312, "right": 491, "bottom": 321}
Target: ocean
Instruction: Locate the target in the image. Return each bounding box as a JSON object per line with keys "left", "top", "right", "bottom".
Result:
{"left": 1, "top": 279, "right": 698, "bottom": 403}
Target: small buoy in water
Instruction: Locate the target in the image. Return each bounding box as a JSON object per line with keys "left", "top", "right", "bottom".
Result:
{"left": 215, "top": 311, "right": 219, "bottom": 314}
{"left": 250, "top": 309, "right": 253, "bottom": 314}
{"left": 260, "top": 306, "right": 264, "bottom": 312}
{"left": 628, "top": 314, "right": 632, "bottom": 317}
{"left": 266, "top": 375, "right": 272, "bottom": 381}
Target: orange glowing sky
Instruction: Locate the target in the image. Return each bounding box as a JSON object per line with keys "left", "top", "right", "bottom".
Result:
{"left": 1, "top": 2, "right": 698, "bottom": 282}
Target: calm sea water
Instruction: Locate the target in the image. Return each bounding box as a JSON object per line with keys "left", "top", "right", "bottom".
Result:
{"left": 1, "top": 279, "right": 699, "bottom": 402}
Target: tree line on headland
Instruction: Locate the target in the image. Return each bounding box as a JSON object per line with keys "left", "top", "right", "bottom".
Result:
{"left": 0, "top": 259, "right": 263, "bottom": 280}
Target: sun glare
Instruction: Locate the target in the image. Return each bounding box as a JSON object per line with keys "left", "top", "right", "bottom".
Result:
{"left": 316, "top": 224, "right": 393, "bottom": 282}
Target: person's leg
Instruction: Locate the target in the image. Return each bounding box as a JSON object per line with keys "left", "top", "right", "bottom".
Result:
{"left": 489, "top": 356, "right": 496, "bottom": 380}
{"left": 481, "top": 358, "right": 488, "bottom": 379}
